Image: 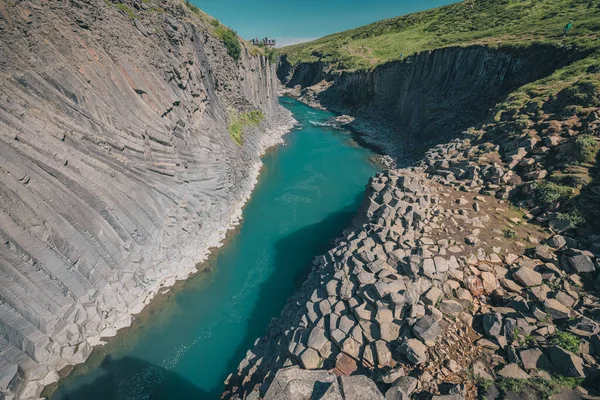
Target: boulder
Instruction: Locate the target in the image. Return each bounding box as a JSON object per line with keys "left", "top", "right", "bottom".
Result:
{"left": 399, "top": 339, "right": 428, "bottom": 364}
{"left": 497, "top": 363, "right": 530, "bottom": 379}
{"left": 413, "top": 316, "right": 441, "bottom": 342}
{"left": 568, "top": 255, "right": 596, "bottom": 273}
{"left": 423, "top": 287, "right": 443, "bottom": 306}
{"left": 339, "top": 375, "right": 385, "bottom": 400}
{"left": 548, "top": 346, "right": 586, "bottom": 377}
{"left": 544, "top": 298, "right": 571, "bottom": 319}
{"left": 483, "top": 313, "right": 502, "bottom": 337}
{"left": 299, "top": 347, "right": 322, "bottom": 370}
{"left": 263, "top": 367, "right": 342, "bottom": 400}
{"left": 308, "top": 327, "right": 329, "bottom": 351}
{"left": 439, "top": 300, "right": 463, "bottom": 317}
{"left": 385, "top": 376, "right": 418, "bottom": 400}
{"left": 512, "top": 267, "right": 543, "bottom": 287}
{"left": 519, "top": 348, "right": 552, "bottom": 371}
{"left": 547, "top": 235, "right": 567, "bottom": 249}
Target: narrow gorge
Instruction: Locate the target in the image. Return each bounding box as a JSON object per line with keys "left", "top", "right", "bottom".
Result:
{"left": 1, "top": 0, "right": 600, "bottom": 399}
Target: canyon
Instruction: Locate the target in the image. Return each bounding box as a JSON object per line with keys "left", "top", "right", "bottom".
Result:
{"left": 0, "top": 0, "right": 599, "bottom": 399}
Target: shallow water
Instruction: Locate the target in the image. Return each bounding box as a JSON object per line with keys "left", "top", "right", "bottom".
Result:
{"left": 52, "top": 98, "right": 380, "bottom": 400}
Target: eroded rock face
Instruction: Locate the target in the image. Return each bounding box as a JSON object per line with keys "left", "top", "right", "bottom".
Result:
{"left": 278, "top": 45, "right": 579, "bottom": 160}
{"left": 0, "top": 0, "right": 293, "bottom": 397}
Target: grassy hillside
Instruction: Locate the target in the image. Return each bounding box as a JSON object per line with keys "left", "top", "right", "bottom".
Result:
{"left": 282, "top": 0, "right": 600, "bottom": 71}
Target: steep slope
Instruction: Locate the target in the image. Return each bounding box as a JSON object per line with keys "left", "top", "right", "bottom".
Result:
{"left": 0, "top": 0, "right": 293, "bottom": 398}
{"left": 280, "top": 0, "right": 600, "bottom": 71}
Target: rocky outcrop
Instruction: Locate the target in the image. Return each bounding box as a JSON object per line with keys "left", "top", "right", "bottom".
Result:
{"left": 225, "top": 137, "right": 600, "bottom": 399}
{"left": 279, "top": 45, "right": 585, "bottom": 160}
{"left": 0, "top": 0, "right": 293, "bottom": 398}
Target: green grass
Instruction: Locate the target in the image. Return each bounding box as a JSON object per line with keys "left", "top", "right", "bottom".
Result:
{"left": 282, "top": 0, "right": 600, "bottom": 71}
{"left": 533, "top": 181, "right": 575, "bottom": 207}
{"left": 496, "top": 376, "right": 584, "bottom": 399}
{"left": 572, "top": 134, "right": 599, "bottom": 164}
{"left": 228, "top": 110, "right": 265, "bottom": 146}
{"left": 211, "top": 20, "right": 242, "bottom": 61}
{"left": 503, "top": 228, "right": 517, "bottom": 239}
{"left": 115, "top": 3, "right": 136, "bottom": 19}
{"left": 549, "top": 330, "right": 581, "bottom": 353}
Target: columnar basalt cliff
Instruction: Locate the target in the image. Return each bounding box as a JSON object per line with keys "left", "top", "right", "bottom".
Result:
{"left": 279, "top": 45, "right": 583, "bottom": 159}
{"left": 0, "top": 0, "right": 293, "bottom": 397}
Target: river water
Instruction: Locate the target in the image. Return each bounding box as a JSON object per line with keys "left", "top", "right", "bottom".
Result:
{"left": 52, "top": 98, "right": 380, "bottom": 400}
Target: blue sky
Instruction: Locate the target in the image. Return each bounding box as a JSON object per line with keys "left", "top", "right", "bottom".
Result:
{"left": 193, "top": 0, "right": 457, "bottom": 46}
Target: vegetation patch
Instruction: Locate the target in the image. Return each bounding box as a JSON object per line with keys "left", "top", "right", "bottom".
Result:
{"left": 503, "top": 229, "right": 517, "bottom": 239}
{"left": 571, "top": 134, "right": 599, "bottom": 164}
{"left": 211, "top": 20, "right": 242, "bottom": 61}
{"left": 115, "top": 3, "right": 136, "bottom": 19}
{"left": 532, "top": 181, "right": 574, "bottom": 207}
{"left": 496, "top": 376, "right": 584, "bottom": 399}
{"left": 549, "top": 330, "right": 581, "bottom": 353}
{"left": 228, "top": 110, "right": 265, "bottom": 146}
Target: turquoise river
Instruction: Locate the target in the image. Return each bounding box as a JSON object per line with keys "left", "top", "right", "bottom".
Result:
{"left": 52, "top": 98, "right": 380, "bottom": 400}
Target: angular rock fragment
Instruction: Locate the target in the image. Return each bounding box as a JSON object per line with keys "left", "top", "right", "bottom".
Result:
{"left": 399, "top": 339, "right": 428, "bottom": 364}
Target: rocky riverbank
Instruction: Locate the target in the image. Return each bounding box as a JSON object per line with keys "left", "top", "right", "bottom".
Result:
{"left": 0, "top": 0, "right": 294, "bottom": 398}
{"left": 224, "top": 131, "right": 600, "bottom": 399}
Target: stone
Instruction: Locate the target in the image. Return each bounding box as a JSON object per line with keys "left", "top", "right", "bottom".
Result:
{"left": 473, "top": 361, "right": 494, "bottom": 380}
{"left": 497, "top": 363, "right": 530, "bottom": 379}
{"left": 439, "top": 300, "right": 463, "bottom": 317}
{"left": 299, "top": 348, "right": 322, "bottom": 370}
{"left": 512, "top": 267, "right": 543, "bottom": 287}
{"left": 399, "top": 339, "right": 428, "bottom": 364}
{"left": 544, "top": 298, "right": 571, "bottom": 319}
{"left": 547, "top": 235, "right": 567, "bottom": 249}
{"left": 340, "top": 375, "right": 385, "bottom": 400}
{"left": 480, "top": 271, "right": 498, "bottom": 294}
{"left": 335, "top": 353, "right": 358, "bottom": 375}
{"left": 375, "top": 341, "right": 392, "bottom": 367}
{"left": 381, "top": 366, "right": 405, "bottom": 385}
{"left": 308, "top": 327, "right": 329, "bottom": 351}
{"left": 483, "top": 313, "right": 502, "bottom": 337}
{"left": 548, "top": 346, "right": 586, "bottom": 377}
{"left": 423, "top": 287, "right": 443, "bottom": 306}
{"left": 434, "top": 256, "right": 449, "bottom": 273}
{"left": 445, "top": 359, "right": 460, "bottom": 373}
{"left": 422, "top": 258, "right": 436, "bottom": 277}
{"left": 386, "top": 376, "right": 417, "bottom": 400}
{"left": 568, "top": 255, "right": 596, "bottom": 273}
{"left": 519, "top": 348, "right": 552, "bottom": 371}
{"left": 413, "top": 316, "right": 441, "bottom": 342}
{"left": 263, "top": 367, "right": 342, "bottom": 400}
{"left": 341, "top": 337, "right": 362, "bottom": 360}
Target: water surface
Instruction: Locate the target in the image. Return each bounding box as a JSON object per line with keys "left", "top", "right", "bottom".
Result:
{"left": 53, "top": 98, "right": 380, "bottom": 400}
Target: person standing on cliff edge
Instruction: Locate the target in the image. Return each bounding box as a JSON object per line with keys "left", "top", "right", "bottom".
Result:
{"left": 564, "top": 20, "right": 573, "bottom": 36}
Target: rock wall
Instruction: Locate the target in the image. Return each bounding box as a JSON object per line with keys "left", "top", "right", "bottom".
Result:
{"left": 279, "top": 45, "right": 582, "bottom": 160}
{"left": 0, "top": 0, "right": 293, "bottom": 398}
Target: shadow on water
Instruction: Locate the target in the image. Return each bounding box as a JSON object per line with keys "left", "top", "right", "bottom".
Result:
{"left": 211, "top": 194, "right": 364, "bottom": 398}
{"left": 54, "top": 194, "right": 365, "bottom": 400}
{"left": 55, "top": 356, "right": 210, "bottom": 400}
